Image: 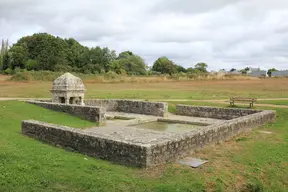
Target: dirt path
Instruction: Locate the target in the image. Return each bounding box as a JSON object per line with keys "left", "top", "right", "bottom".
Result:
{"left": 1, "top": 97, "right": 288, "bottom": 108}
{"left": 155, "top": 98, "right": 288, "bottom": 102}
{"left": 157, "top": 98, "right": 288, "bottom": 108}
{"left": 153, "top": 98, "right": 288, "bottom": 108}
{"left": 0, "top": 98, "right": 50, "bottom": 101}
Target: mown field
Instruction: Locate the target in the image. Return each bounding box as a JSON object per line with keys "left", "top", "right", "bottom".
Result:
{"left": 0, "top": 76, "right": 288, "bottom": 191}
{"left": 1, "top": 75, "right": 288, "bottom": 99}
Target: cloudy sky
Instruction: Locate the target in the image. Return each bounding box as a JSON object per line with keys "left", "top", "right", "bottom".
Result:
{"left": 1, "top": 0, "right": 288, "bottom": 70}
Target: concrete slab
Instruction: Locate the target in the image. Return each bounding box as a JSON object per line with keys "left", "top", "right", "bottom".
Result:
{"left": 161, "top": 113, "right": 225, "bottom": 125}
{"left": 258, "top": 130, "right": 273, "bottom": 134}
{"left": 83, "top": 126, "right": 176, "bottom": 145}
{"left": 105, "top": 112, "right": 225, "bottom": 126}
{"left": 178, "top": 157, "right": 208, "bottom": 168}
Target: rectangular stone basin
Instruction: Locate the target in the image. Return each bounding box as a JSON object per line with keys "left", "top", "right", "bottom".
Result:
{"left": 129, "top": 121, "right": 205, "bottom": 133}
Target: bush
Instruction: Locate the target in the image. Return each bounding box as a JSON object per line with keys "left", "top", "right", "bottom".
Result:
{"left": 10, "top": 72, "right": 33, "bottom": 81}
{"left": 14, "top": 67, "right": 22, "bottom": 73}
{"left": 4, "top": 68, "right": 13, "bottom": 75}
{"left": 104, "top": 71, "right": 120, "bottom": 80}
{"left": 9, "top": 70, "right": 96, "bottom": 82}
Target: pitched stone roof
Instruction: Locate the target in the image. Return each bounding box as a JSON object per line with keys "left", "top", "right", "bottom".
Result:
{"left": 51, "top": 73, "right": 85, "bottom": 91}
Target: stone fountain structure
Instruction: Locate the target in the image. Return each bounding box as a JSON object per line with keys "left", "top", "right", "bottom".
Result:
{"left": 51, "top": 73, "right": 85, "bottom": 105}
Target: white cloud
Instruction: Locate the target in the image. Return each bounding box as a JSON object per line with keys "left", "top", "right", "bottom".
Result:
{"left": 0, "top": 0, "right": 288, "bottom": 70}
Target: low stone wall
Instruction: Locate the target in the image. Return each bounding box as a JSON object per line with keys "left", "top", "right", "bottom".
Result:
{"left": 35, "top": 99, "right": 52, "bottom": 102}
{"left": 27, "top": 101, "right": 105, "bottom": 125}
{"left": 22, "top": 120, "right": 148, "bottom": 167}
{"left": 176, "top": 104, "right": 262, "bottom": 120}
{"left": 147, "top": 110, "right": 276, "bottom": 166}
{"left": 84, "top": 99, "right": 118, "bottom": 111}
{"left": 21, "top": 108, "right": 276, "bottom": 168}
{"left": 85, "top": 99, "right": 168, "bottom": 117}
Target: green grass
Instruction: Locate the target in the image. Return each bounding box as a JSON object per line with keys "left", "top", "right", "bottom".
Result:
{"left": 0, "top": 101, "right": 96, "bottom": 128}
{"left": 257, "top": 100, "right": 288, "bottom": 106}
{"left": 0, "top": 101, "right": 287, "bottom": 191}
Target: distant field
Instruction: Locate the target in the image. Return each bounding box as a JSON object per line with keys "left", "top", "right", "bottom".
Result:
{"left": 1, "top": 75, "right": 288, "bottom": 99}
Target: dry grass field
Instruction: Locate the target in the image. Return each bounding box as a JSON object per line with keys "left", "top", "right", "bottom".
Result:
{"left": 1, "top": 75, "right": 288, "bottom": 99}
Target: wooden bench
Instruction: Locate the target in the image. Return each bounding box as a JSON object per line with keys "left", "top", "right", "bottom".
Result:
{"left": 229, "top": 97, "right": 257, "bottom": 108}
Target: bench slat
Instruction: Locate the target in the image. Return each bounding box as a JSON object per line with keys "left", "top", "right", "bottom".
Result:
{"left": 229, "top": 97, "right": 257, "bottom": 108}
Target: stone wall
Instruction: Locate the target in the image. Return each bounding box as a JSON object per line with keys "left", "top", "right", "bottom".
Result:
{"left": 147, "top": 110, "right": 276, "bottom": 167}
{"left": 22, "top": 120, "right": 148, "bottom": 167}
{"left": 21, "top": 108, "right": 276, "bottom": 168}
{"left": 27, "top": 101, "right": 105, "bottom": 125}
{"left": 85, "top": 99, "right": 168, "bottom": 117}
{"left": 84, "top": 99, "right": 118, "bottom": 111}
{"left": 176, "top": 104, "right": 262, "bottom": 120}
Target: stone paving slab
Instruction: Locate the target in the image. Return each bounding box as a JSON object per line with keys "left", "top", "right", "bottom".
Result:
{"left": 162, "top": 113, "right": 225, "bottom": 124}
{"left": 83, "top": 125, "right": 176, "bottom": 145}
{"left": 105, "top": 112, "right": 225, "bottom": 126}
{"left": 82, "top": 111, "right": 224, "bottom": 145}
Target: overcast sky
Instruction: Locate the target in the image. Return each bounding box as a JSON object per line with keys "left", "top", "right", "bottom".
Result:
{"left": 1, "top": 0, "right": 288, "bottom": 70}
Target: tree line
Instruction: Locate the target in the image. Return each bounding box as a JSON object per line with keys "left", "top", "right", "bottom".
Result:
{"left": 0, "top": 33, "right": 208, "bottom": 75}
{"left": 228, "top": 67, "right": 279, "bottom": 77}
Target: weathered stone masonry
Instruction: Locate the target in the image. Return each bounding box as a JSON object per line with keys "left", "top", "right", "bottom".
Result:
{"left": 21, "top": 107, "right": 276, "bottom": 167}
{"left": 85, "top": 99, "right": 168, "bottom": 117}
{"left": 22, "top": 120, "right": 148, "bottom": 167}
{"left": 147, "top": 109, "right": 276, "bottom": 166}
{"left": 27, "top": 101, "right": 105, "bottom": 125}
{"left": 176, "top": 104, "right": 262, "bottom": 120}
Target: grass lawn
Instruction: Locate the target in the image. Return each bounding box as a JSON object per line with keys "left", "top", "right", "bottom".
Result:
{"left": 257, "top": 100, "right": 288, "bottom": 106}
{"left": 0, "top": 101, "right": 287, "bottom": 191}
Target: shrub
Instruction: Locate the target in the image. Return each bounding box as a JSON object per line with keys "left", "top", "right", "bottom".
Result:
{"left": 4, "top": 68, "right": 13, "bottom": 75}
{"left": 10, "top": 72, "right": 32, "bottom": 81}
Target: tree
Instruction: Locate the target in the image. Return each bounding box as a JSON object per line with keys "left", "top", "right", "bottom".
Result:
{"left": 109, "top": 60, "right": 124, "bottom": 74}
{"left": 152, "top": 57, "right": 177, "bottom": 75}
{"left": 1, "top": 39, "right": 10, "bottom": 70}
{"left": 65, "top": 38, "right": 88, "bottom": 69}
{"left": 195, "top": 62, "right": 208, "bottom": 73}
{"left": 175, "top": 64, "right": 187, "bottom": 73}
{"left": 118, "top": 51, "right": 133, "bottom": 59}
{"left": 13, "top": 33, "right": 69, "bottom": 71}
{"left": 186, "top": 67, "right": 200, "bottom": 73}
{"left": 240, "top": 69, "right": 246, "bottom": 74}
{"left": 230, "top": 68, "right": 237, "bottom": 72}
{"left": 25, "top": 59, "right": 39, "bottom": 70}
{"left": 239, "top": 67, "right": 250, "bottom": 74}
{"left": 111, "top": 51, "right": 147, "bottom": 75}
{"left": 9, "top": 45, "right": 28, "bottom": 69}
{"left": 0, "top": 39, "right": 4, "bottom": 71}
{"left": 267, "top": 68, "right": 278, "bottom": 77}
{"left": 89, "top": 46, "right": 117, "bottom": 73}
